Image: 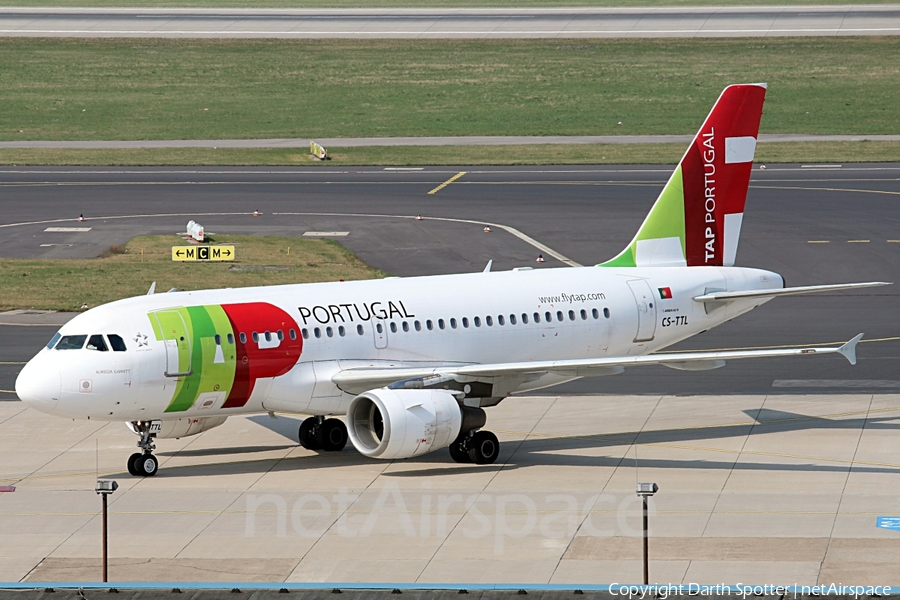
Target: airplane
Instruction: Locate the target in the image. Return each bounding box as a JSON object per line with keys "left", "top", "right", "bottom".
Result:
{"left": 15, "top": 83, "right": 890, "bottom": 477}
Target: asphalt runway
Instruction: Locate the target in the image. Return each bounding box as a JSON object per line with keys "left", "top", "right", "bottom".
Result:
{"left": 0, "top": 164, "right": 897, "bottom": 399}
{"left": 0, "top": 6, "right": 899, "bottom": 38}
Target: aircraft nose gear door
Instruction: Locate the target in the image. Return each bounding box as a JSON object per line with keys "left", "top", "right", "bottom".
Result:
{"left": 627, "top": 279, "right": 657, "bottom": 343}
{"left": 152, "top": 310, "right": 193, "bottom": 377}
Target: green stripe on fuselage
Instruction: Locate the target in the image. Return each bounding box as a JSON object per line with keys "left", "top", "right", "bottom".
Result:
{"left": 161, "top": 305, "right": 237, "bottom": 413}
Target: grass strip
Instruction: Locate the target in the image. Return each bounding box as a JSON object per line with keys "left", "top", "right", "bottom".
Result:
{"left": 0, "top": 142, "right": 897, "bottom": 166}
{"left": 0, "top": 235, "right": 386, "bottom": 312}
{"left": 1, "top": 38, "right": 898, "bottom": 142}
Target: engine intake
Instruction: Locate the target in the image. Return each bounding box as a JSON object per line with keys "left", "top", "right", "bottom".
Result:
{"left": 347, "top": 388, "right": 465, "bottom": 460}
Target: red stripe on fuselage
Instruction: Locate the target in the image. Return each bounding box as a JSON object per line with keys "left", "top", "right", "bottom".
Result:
{"left": 220, "top": 302, "right": 303, "bottom": 409}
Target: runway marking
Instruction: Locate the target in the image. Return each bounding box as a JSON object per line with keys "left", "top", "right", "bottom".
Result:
{"left": 0, "top": 389, "right": 16, "bottom": 393}
{"left": 427, "top": 171, "right": 466, "bottom": 195}
{"left": 752, "top": 184, "right": 900, "bottom": 197}
{"left": 848, "top": 239, "right": 870, "bottom": 243}
{"left": 0, "top": 209, "right": 582, "bottom": 267}
{"left": 655, "top": 336, "right": 900, "bottom": 354}
{"left": 807, "top": 240, "right": 830, "bottom": 244}
{"left": 0, "top": 362, "right": 25, "bottom": 365}
{"left": 888, "top": 240, "right": 900, "bottom": 243}
{"left": 773, "top": 379, "right": 900, "bottom": 388}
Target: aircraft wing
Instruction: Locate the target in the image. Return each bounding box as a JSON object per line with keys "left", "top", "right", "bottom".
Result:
{"left": 332, "top": 334, "right": 864, "bottom": 395}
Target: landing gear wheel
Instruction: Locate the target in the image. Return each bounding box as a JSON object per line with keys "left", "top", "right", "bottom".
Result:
{"left": 320, "top": 418, "right": 348, "bottom": 452}
{"left": 127, "top": 452, "right": 142, "bottom": 476}
{"left": 135, "top": 453, "right": 158, "bottom": 477}
{"left": 449, "top": 439, "right": 472, "bottom": 463}
{"left": 299, "top": 417, "right": 322, "bottom": 450}
{"left": 467, "top": 430, "right": 500, "bottom": 465}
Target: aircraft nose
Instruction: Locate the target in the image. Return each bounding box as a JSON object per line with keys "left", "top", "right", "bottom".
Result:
{"left": 15, "top": 359, "right": 61, "bottom": 413}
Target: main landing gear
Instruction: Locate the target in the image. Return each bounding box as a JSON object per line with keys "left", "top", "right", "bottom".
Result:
{"left": 449, "top": 429, "right": 500, "bottom": 465}
{"left": 127, "top": 422, "right": 159, "bottom": 477}
{"left": 299, "top": 416, "right": 349, "bottom": 452}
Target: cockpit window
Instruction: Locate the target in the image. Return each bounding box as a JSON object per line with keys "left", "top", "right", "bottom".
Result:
{"left": 56, "top": 335, "right": 87, "bottom": 350}
{"left": 46, "top": 332, "right": 62, "bottom": 350}
{"left": 86, "top": 334, "right": 108, "bottom": 352}
{"left": 107, "top": 334, "right": 127, "bottom": 352}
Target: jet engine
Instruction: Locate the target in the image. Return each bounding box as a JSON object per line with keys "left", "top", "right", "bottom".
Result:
{"left": 346, "top": 388, "right": 471, "bottom": 459}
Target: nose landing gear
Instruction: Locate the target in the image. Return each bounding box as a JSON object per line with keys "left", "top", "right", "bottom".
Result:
{"left": 127, "top": 421, "right": 159, "bottom": 477}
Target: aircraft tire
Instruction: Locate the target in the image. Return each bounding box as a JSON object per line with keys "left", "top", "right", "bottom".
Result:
{"left": 467, "top": 430, "right": 500, "bottom": 465}
{"left": 299, "top": 417, "right": 322, "bottom": 451}
{"left": 320, "top": 418, "right": 348, "bottom": 452}
{"left": 127, "top": 452, "right": 142, "bottom": 476}
{"left": 136, "top": 453, "right": 158, "bottom": 477}
{"left": 448, "top": 440, "right": 472, "bottom": 464}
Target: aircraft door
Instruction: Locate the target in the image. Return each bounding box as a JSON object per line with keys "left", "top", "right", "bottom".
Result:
{"left": 627, "top": 279, "right": 657, "bottom": 343}
{"left": 373, "top": 318, "right": 388, "bottom": 349}
{"left": 152, "top": 310, "right": 193, "bottom": 377}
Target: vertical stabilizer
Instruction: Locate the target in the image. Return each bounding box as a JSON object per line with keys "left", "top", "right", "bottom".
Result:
{"left": 600, "top": 83, "right": 767, "bottom": 268}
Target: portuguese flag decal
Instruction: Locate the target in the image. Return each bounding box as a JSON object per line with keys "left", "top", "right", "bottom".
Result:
{"left": 658, "top": 287, "right": 673, "bottom": 300}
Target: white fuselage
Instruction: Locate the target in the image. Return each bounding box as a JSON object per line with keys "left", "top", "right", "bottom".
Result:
{"left": 16, "top": 264, "right": 782, "bottom": 423}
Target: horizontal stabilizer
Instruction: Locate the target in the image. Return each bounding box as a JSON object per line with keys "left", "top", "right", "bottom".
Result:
{"left": 693, "top": 282, "right": 891, "bottom": 302}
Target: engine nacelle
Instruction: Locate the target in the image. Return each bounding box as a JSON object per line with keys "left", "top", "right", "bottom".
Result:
{"left": 128, "top": 416, "right": 227, "bottom": 439}
{"left": 346, "top": 389, "right": 462, "bottom": 459}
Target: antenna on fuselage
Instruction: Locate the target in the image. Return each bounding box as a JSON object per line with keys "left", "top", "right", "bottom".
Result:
{"left": 147, "top": 282, "right": 156, "bottom": 295}
{"left": 483, "top": 260, "right": 492, "bottom": 273}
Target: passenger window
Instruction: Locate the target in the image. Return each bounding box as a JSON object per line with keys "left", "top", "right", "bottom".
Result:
{"left": 227, "top": 333, "right": 235, "bottom": 344}
{"left": 302, "top": 329, "right": 309, "bottom": 340}
{"left": 450, "top": 318, "right": 457, "bottom": 329}
{"left": 580, "top": 309, "right": 587, "bottom": 320}
{"left": 390, "top": 322, "right": 397, "bottom": 333}
{"left": 108, "top": 334, "right": 127, "bottom": 352}
{"left": 426, "top": 320, "right": 433, "bottom": 331}
{"left": 497, "top": 315, "right": 504, "bottom": 326}
{"left": 415, "top": 321, "right": 422, "bottom": 331}
{"left": 56, "top": 335, "right": 87, "bottom": 350}
{"left": 314, "top": 328, "right": 322, "bottom": 338}
{"left": 510, "top": 314, "right": 517, "bottom": 325}
{"left": 604, "top": 308, "right": 611, "bottom": 318}
{"left": 338, "top": 325, "right": 346, "bottom": 337}
{"left": 46, "top": 332, "right": 62, "bottom": 350}
{"left": 289, "top": 329, "right": 296, "bottom": 340}
{"left": 533, "top": 312, "right": 540, "bottom": 323}
{"left": 326, "top": 326, "right": 334, "bottom": 338}
{"left": 522, "top": 313, "right": 529, "bottom": 324}
{"left": 376, "top": 323, "right": 384, "bottom": 334}
{"left": 462, "top": 317, "right": 469, "bottom": 328}
{"left": 357, "top": 324, "right": 364, "bottom": 335}
{"left": 252, "top": 332, "right": 259, "bottom": 343}
{"left": 439, "top": 319, "right": 445, "bottom": 330}
{"left": 86, "top": 334, "right": 108, "bottom": 352}
{"left": 486, "top": 316, "right": 493, "bottom": 326}
{"left": 402, "top": 322, "right": 409, "bottom": 332}
{"left": 546, "top": 312, "right": 553, "bottom": 322}
{"left": 264, "top": 331, "right": 272, "bottom": 342}
{"left": 240, "top": 332, "right": 247, "bottom": 343}
{"left": 568, "top": 310, "right": 575, "bottom": 321}
{"left": 473, "top": 317, "right": 481, "bottom": 327}
{"left": 592, "top": 308, "right": 599, "bottom": 319}
{"left": 215, "top": 334, "right": 222, "bottom": 345}
{"left": 277, "top": 330, "right": 284, "bottom": 341}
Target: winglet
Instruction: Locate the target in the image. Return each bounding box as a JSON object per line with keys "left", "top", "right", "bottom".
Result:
{"left": 838, "top": 333, "right": 864, "bottom": 365}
